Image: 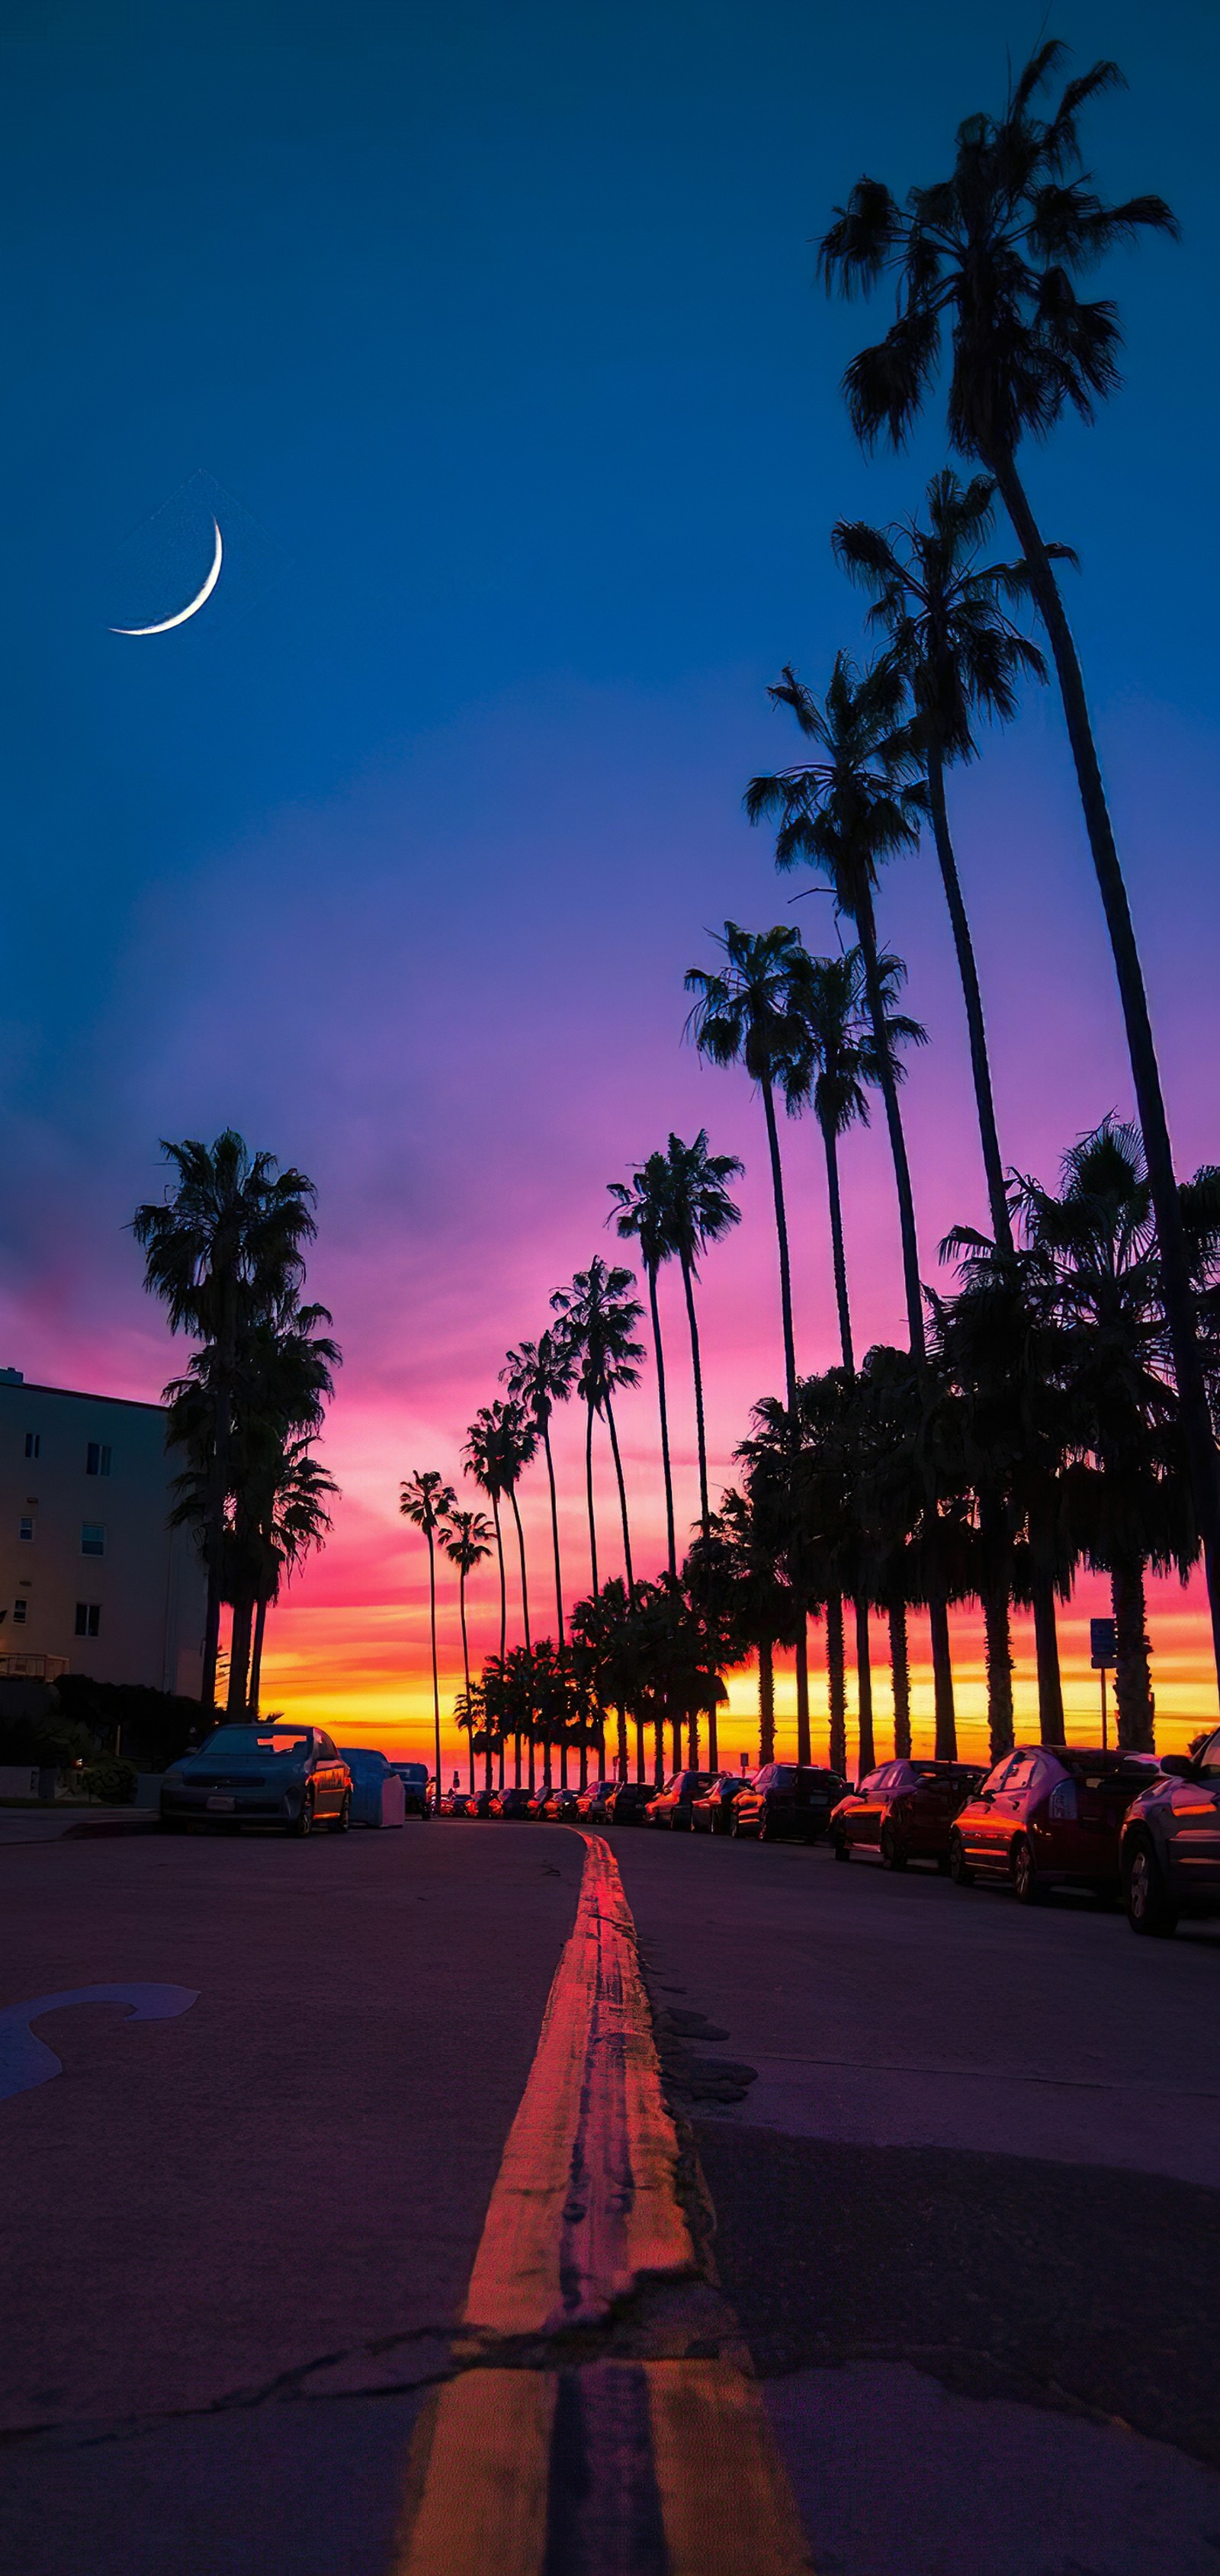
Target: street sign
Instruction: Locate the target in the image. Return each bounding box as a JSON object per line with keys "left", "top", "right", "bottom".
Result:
{"left": 1090, "top": 1617, "right": 1117, "bottom": 1671}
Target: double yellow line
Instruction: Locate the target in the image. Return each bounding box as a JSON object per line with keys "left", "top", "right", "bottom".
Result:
{"left": 390, "top": 1834, "right": 812, "bottom": 2574}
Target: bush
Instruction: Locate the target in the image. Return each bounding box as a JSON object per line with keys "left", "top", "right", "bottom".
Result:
{"left": 77, "top": 1756, "right": 139, "bottom": 1807}
{"left": 55, "top": 1677, "right": 202, "bottom": 1769}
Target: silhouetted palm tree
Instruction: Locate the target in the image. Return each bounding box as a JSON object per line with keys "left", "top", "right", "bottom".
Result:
{"left": 502, "top": 1330, "right": 576, "bottom": 1640}
{"left": 608, "top": 1152, "right": 681, "bottom": 1577}
{"left": 659, "top": 1131, "right": 743, "bottom": 1540}
{"left": 444, "top": 1508, "right": 494, "bottom": 1787}
{"left": 816, "top": 46, "right": 1220, "bottom": 1690}
{"left": 400, "top": 1469, "right": 457, "bottom": 1799}
{"left": 247, "top": 1439, "right": 339, "bottom": 1719}
{"left": 785, "top": 948, "right": 871, "bottom": 1374}
{"left": 551, "top": 1259, "right": 644, "bottom": 1599}
{"left": 685, "top": 925, "right": 806, "bottom": 1408}
{"left": 463, "top": 1406, "right": 510, "bottom": 1670}
{"left": 833, "top": 471, "right": 1047, "bottom": 1248}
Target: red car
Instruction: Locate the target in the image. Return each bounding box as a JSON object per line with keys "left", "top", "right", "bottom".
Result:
{"left": 831, "top": 1759, "right": 984, "bottom": 1870}
{"left": 949, "top": 1745, "right": 1159, "bottom": 1903}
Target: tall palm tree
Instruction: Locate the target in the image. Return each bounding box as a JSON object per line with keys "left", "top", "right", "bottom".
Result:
{"left": 685, "top": 924, "right": 812, "bottom": 1755}
{"left": 658, "top": 1132, "right": 743, "bottom": 1540}
{"left": 607, "top": 1152, "right": 681, "bottom": 1577}
{"left": 133, "top": 1130, "right": 319, "bottom": 1706}
{"left": 464, "top": 1403, "right": 512, "bottom": 1673}
{"left": 444, "top": 1508, "right": 494, "bottom": 1787}
{"left": 784, "top": 947, "right": 872, "bottom": 1376}
{"left": 833, "top": 471, "right": 1048, "bottom": 1249}
{"left": 550, "top": 1259, "right": 644, "bottom": 1599}
{"left": 247, "top": 1440, "right": 339, "bottom": 1720}
{"left": 399, "top": 1469, "right": 457, "bottom": 1800}
{"left": 502, "top": 1329, "right": 576, "bottom": 1640}
{"left": 816, "top": 50, "right": 1220, "bottom": 1700}
{"left": 498, "top": 1397, "right": 538, "bottom": 1653}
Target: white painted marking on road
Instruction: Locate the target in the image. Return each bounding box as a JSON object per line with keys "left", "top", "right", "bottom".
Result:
{"left": 0, "top": 1984, "right": 199, "bottom": 2102}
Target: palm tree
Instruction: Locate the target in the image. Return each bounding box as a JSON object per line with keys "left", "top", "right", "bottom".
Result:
{"left": 704, "top": 1487, "right": 795, "bottom": 1766}
{"left": 400, "top": 1469, "right": 457, "bottom": 1800}
{"left": 502, "top": 1329, "right": 576, "bottom": 1639}
{"left": 463, "top": 1405, "right": 511, "bottom": 1672}
{"left": 247, "top": 1439, "right": 339, "bottom": 1719}
{"left": 133, "top": 1131, "right": 319, "bottom": 1705}
{"left": 816, "top": 50, "right": 1220, "bottom": 1700}
{"left": 784, "top": 948, "right": 872, "bottom": 1374}
{"left": 444, "top": 1508, "right": 494, "bottom": 1787}
{"left": 833, "top": 471, "right": 1048, "bottom": 1249}
{"left": 550, "top": 1259, "right": 644, "bottom": 1599}
{"left": 657, "top": 1132, "right": 743, "bottom": 1540}
{"left": 497, "top": 1397, "right": 538, "bottom": 1653}
{"left": 607, "top": 1152, "right": 681, "bottom": 1577}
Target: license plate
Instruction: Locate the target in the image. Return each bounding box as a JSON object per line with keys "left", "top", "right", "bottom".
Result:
{"left": 206, "top": 1794, "right": 236, "bottom": 1812}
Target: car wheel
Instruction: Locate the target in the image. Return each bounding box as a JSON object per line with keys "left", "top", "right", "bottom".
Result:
{"left": 329, "top": 1792, "right": 352, "bottom": 1836}
{"left": 1125, "top": 1836, "right": 1179, "bottom": 1938}
{"left": 948, "top": 1832, "right": 972, "bottom": 1887}
{"left": 291, "top": 1789, "right": 315, "bottom": 1839}
{"left": 1011, "top": 1836, "right": 1045, "bottom": 1905}
{"left": 832, "top": 1833, "right": 851, "bottom": 1864}
{"left": 879, "top": 1824, "right": 907, "bottom": 1872}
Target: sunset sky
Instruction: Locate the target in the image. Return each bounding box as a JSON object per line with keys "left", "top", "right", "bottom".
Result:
{"left": 5, "top": 0, "right": 1219, "bottom": 1768}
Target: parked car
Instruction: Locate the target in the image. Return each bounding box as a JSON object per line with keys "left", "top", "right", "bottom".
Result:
{"left": 949, "top": 1746, "right": 1159, "bottom": 1903}
{"left": 538, "top": 1786, "right": 580, "bottom": 1820}
{"left": 574, "top": 1781, "right": 615, "bottom": 1820}
{"left": 465, "top": 1787, "right": 495, "bottom": 1817}
{"left": 731, "top": 1763, "right": 846, "bottom": 1843}
{"left": 645, "top": 1771, "right": 717, "bottom": 1829}
{"left": 831, "top": 1759, "right": 984, "bottom": 1868}
{"left": 691, "top": 1775, "right": 752, "bottom": 1835}
{"left": 339, "top": 1746, "right": 406, "bottom": 1828}
{"left": 437, "top": 1788, "right": 470, "bottom": 1816}
{"left": 388, "top": 1761, "right": 431, "bottom": 1818}
{"left": 604, "top": 1781, "right": 653, "bottom": 1826}
{"left": 160, "top": 1723, "right": 352, "bottom": 1837}
{"left": 1122, "top": 1725, "right": 1220, "bottom": 1936}
{"left": 490, "top": 1784, "right": 534, "bottom": 1819}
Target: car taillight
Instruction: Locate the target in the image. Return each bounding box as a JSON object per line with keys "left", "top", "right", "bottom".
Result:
{"left": 1048, "top": 1778, "right": 1077, "bottom": 1822}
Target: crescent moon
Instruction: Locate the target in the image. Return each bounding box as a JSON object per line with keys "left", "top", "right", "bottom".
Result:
{"left": 111, "top": 519, "right": 223, "bottom": 635}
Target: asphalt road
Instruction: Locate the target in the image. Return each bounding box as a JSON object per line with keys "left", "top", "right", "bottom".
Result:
{"left": 4, "top": 1816, "right": 1219, "bottom": 2575}
{"left": 0, "top": 1819, "right": 584, "bottom": 2576}
{"left": 613, "top": 1826, "right": 1220, "bottom": 2576}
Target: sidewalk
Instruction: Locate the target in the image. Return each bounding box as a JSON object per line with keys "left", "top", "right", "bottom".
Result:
{"left": 0, "top": 1807, "right": 158, "bottom": 1845}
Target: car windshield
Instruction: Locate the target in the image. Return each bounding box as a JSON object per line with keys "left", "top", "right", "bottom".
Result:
{"left": 910, "top": 1764, "right": 980, "bottom": 1784}
{"left": 396, "top": 1764, "right": 428, "bottom": 1781}
{"left": 197, "top": 1727, "right": 310, "bottom": 1764}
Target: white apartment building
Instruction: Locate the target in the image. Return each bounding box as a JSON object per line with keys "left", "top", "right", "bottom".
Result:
{"left": 0, "top": 1371, "right": 207, "bottom": 1694}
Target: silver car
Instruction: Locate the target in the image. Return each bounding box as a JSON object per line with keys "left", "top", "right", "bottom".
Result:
{"left": 160, "top": 1723, "right": 352, "bottom": 1836}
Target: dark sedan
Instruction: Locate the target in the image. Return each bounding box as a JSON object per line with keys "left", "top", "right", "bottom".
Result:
{"left": 691, "top": 1775, "right": 751, "bottom": 1836}
{"left": 1122, "top": 1724, "right": 1220, "bottom": 1936}
{"left": 731, "top": 1762, "right": 846, "bottom": 1843}
{"left": 949, "top": 1745, "right": 1159, "bottom": 1903}
{"left": 831, "top": 1759, "right": 984, "bottom": 1869}
{"left": 160, "top": 1724, "right": 351, "bottom": 1836}
{"left": 490, "top": 1785, "right": 534, "bottom": 1818}
{"left": 388, "top": 1761, "right": 431, "bottom": 1818}
{"left": 604, "top": 1782, "right": 653, "bottom": 1826}
{"left": 645, "top": 1771, "right": 716, "bottom": 1829}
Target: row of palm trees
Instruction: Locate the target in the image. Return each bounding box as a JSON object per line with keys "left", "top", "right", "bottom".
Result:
{"left": 401, "top": 46, "right": 1220, "bottom": 1770}
{"left": 134, "top": 1131, "right": 339, "bottom": 1714}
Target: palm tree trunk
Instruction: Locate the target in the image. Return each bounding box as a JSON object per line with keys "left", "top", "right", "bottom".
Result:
{"left": 827, "top": 1592, "right": 847, "bottom": 1776}
{"left": 888, "top": 1600, "right": 911, "bottom": 1759}
{"left": 761, "top": 1073, "right": 811, "bottom": 1761}
{"left": 854, "top": 1595, "right": 875, "bottom": 1774}
{"left": 1112, "top": 1554, "right": 1155, "bottom": 1751}
{"left": 226, "top": 1592, "right": 255, "bottom": 1715}
{"left": 616, "top": 1705, "right": 628, "bottom": 1783}
{"left": 459, "top": 1574, "right": 474, "bottom": 1791}
{"left": 427, "top": 1533, "right": 441, "bottom": 1804}
{"left": 603, "top": 1394, "right": 634, "bottom": 1600}
{"left": 508, "top": 1485, "right": 531, "bottom": 1649}
{"left": 635, "top": 1708, "right": 646, "bottom": 1782}
{"left": 493, "top": 1495, "right": 506, "bottom": 1667}
{"left": 249, "top": 1595, "right": 269, "bottom": 1719}
{"left": 647, "top": 1262, "right": 678, "bottom": 1579}
{"left": 1031, "top": 1565, "right": 1065, "bottom": 1745}
{"left": 821, "top": 1121, "right": 855, "bottom": 1374}
{"left": 707, "top": 1692, "right": 718, "bottom": 1772}
{"left": 979, "top": 1495, "right": 1015, "bottom": 1763}
{"left": 992, "top": 447, "right": 1220, "bottom": 1703}
{"left": 680, "top": 1255, "right": 711, "bottom": 1539}
{"left": 856, "top": 891, "right": 925, "bottom": 1358}
{"left": 928, "top": 1589, "right": 958, "bottom": 1759}
{"left": 925, "top": 739, "right": 1013, "bottom": 1252}
{"left": 584, "top": 1399, "right": 599, "bottom": 1596}
{"left": 757, "top": 1638, "right": 775, "bottom": 1764}
{"left": 201, "top": 1568, "right": 223, "bottom": 1710}
{"left": 542, "top": 1424, "right": 565, "bottom": 1641}
{"left": 653, "top": 1710, "right": 664, "bottom": 1787}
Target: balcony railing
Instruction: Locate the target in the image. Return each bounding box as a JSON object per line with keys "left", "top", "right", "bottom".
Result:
{"left": 0, "top": 1653, "right": 69, "bottom": 1680}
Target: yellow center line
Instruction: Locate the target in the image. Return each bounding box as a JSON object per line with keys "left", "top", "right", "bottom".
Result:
{"left": 390, "top": 1831, "right": 814, "bottom": 2574}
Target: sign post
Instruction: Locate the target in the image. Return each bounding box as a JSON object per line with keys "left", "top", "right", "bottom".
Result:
{"left": 1090, "top": 1617, "right": 1117, "bottom": 1749}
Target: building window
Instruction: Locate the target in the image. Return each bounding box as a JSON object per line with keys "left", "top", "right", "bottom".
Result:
{"left": 85, "top": 1443, "right": 112, "bottom": 1477}
{"left": 75, "top": 1602, "right": 101, "bottom": 1639}
{"left": 18, "top": 1517, "right": 34, "bottom": 1541}
{"left": 24, "top": 1432, "right": 40, "bottom": 1460}
{"left": 12, "top": 1599, "right": 27, "bottom": 1624}
{"left": 81, "top": 1523, "right": 105, "bottom": 1558}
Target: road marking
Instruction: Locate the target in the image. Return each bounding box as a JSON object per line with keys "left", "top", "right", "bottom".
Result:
{"left": 391, "top": 1832, "right": 812, "bottom": 2573}
{"left": 0, "top": 1983, "right": 199, "bottom": 2102}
